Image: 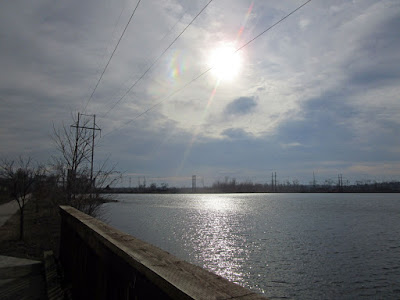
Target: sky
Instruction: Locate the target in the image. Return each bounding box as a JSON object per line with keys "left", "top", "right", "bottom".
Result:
{"left": 1, "top": 0, "right": 399, "bottom": 187}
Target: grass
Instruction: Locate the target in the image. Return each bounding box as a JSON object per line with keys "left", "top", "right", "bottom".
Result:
{"left": 0, "top": 192, "right": 113, "bottom": 260}
{"left": 0, "top": 195, "right": 61, "bottom": 260}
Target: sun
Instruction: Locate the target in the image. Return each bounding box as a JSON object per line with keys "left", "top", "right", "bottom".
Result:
{"left": 209, "top": 45, "right": 242, "bottom": 81}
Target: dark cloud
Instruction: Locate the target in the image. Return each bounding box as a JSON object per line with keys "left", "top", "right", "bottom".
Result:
{"left": 347, "top": 13, "right": 400, "bottom": 87}
{"left": 276, "top": 100, "right": 356, "bottom": 159}
{"left": 222, "top": 128, "right": 252, "bottom": 140}
{"left": 363, "top": 13, "right": 400, "bottom": 53}
{"left": 350, "top": 68, "right": 400, "bottom": 87}
{"left": 275, "top": 89, "right": 400, "bottom": 163}
{"left": 224, "top": 96, "right": 257, "bottom": 116}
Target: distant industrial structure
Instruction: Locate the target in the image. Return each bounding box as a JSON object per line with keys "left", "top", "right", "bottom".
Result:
{"left": 192, "top": 175, "right": 196, "bottom": 193}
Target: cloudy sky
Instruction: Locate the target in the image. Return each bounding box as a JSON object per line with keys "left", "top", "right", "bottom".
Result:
{"left": 1, "top": 0, "right": 399, "bottom": 186}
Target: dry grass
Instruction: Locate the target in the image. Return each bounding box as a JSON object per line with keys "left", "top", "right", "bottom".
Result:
{"left": 0, "top": 196, "right": 61, "bottom": 260}
{"left": 0, "top": 193, "right": 11, "bottom": 205}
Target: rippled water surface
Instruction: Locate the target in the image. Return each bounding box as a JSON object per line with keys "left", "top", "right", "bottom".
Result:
{"left": 102, "top": 193, "right": 400, "bottom": 299}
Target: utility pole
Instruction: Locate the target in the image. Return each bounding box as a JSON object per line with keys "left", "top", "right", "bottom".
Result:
{"left": 68, "top": 112, "right": 81, "bottom": 200}
{"left": 275, "top": 172, "right": 277, "bottom": 192}
{"left": 74, "top": 113, "right": 80, "bottom": 169}
{"left": 90, "top": 115, "right": 96, "bottom": 193}
{"left": 71, "top": 113, "right": 101, "bottom": 198}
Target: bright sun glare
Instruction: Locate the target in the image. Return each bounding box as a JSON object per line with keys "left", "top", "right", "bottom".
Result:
{"left": 209, "top": 45, "right": 242, "bottom": 81}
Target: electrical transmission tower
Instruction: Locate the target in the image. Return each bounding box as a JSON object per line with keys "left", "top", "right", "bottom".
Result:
{"left": 192, "top": 175, "right": 196, "bottom": 193}
{"left": 313, "top": 171, "right": 316, "bottom": 188}
{"left": 70, "top": 112, "right": 101, "bottom": 196}
{"left": 271, "top": 172, "right": 277, "bottom": 192}
{"left": 338, "top": 174, "right": 343, "bottom": 191}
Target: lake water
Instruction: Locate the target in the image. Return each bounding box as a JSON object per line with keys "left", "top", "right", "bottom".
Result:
{"left": 101, "top": 193, "right": 400, "bottom": 299}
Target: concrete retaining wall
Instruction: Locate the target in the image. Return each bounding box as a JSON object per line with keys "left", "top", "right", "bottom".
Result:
{"left": 59, "top": 205, "right": 267, "bottom": 300}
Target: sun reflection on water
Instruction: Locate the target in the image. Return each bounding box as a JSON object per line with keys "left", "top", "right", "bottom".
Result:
{"left": 201, "top": 196, "right": 237, "bottom": 211}
{"left": 181, "top": 196, "right": 251, "bottom": 284}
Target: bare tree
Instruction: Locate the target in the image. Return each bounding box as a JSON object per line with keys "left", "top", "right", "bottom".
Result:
{"left": 52, "top": 115, "right": 121, "bottom": 216}
{"left": 0, "top": 156, "right": 38, "bottom": 240}
{"left": 52, "top": 115, "right": 94, "bottom": 200}
{"left": 92, "top": 155, "right": 122, "bottom": 195}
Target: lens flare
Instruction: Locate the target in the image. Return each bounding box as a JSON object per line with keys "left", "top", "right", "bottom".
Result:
{"left": 169, "top": 51, "right": 186, "bottom": 82}
{"left": 209, "top": 45, "right": 242, "bottom": 81}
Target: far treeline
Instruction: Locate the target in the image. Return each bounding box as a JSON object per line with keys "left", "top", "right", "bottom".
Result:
{"left": 105, "top": 178, "right": 400, "bottom": 194}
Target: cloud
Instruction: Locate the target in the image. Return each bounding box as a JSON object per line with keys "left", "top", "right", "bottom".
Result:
{"left": 347, "top": 162, "right": 400, "bottom": 177}
{"left": 221, "top": 128, "right": 252, "bottom": 140}
{"left": 280, "top": 142, "right": 303, "bottom": 149}
{"left": 224, "top": 96, "right": 257, "bottom": 116}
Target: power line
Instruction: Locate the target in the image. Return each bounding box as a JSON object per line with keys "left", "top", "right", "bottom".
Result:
{"left": 158, "top": 7, "right": 189, "bottom": 44}
{"left": 79, "top": 0, "right": 128, "bottom": 113}
{"left": 102, "top": 66, "right": 212, "bottom": 138}
{"left": 94, "top": 6, "right": 189, "bottom": 118}
{"left": 101, "top": 0, "right": 214, "bottom": 118}
{"left": 103, "top": 0, "right": 312, "bottom": 137}
{"left": 82, "top": 0, "right": 142, "bottom": 113}
{"left": 236, "top": 0, "right": 312, "bottom": 53}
